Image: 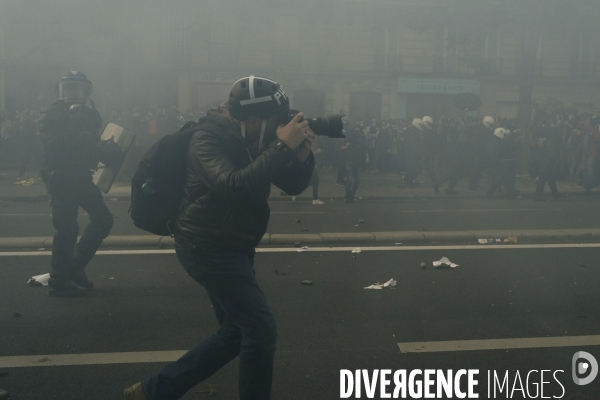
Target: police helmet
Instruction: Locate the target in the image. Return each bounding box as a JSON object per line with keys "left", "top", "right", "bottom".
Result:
{"left": 412, "top": 118, "right": 424, "bottom": 131}
{"left": 494, "top": 127, "right": 510, "bottom": 139}
{"left": 56, "top": 71, "right": 92, "bottom": 104}
{"left": 422, "top": 116, "right": 433, "bottom": 129}
{"left": 228, "top": 76, "right": 290, "bottom": 121}
{"left": 483, "top": 116, "right": 495, "bottom": 130}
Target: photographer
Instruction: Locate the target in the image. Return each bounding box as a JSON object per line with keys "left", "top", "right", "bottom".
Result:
{"left": 124, "top": 76, "right": 314, "bottom": 400}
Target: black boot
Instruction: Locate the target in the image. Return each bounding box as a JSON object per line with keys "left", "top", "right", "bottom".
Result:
{"left": 48, "top": 277, "right": 86, "bottom": 297}
{"left": 69, "top": 269, "right": 94, "bottom": 289}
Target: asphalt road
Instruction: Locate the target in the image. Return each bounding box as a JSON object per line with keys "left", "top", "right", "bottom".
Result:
{"left": 1, "top": 196, "right": 600, "bottom": 238}
{"left": 2, "top": 247, "right": 600, "bottom": 399}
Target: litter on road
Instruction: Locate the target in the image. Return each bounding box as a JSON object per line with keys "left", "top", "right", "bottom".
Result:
{"left": 433, "top": 257, "right": 459, "bottom": 269}
{"left": 274, "top": 269, "right": 290, "bottom": 275}
{"left": 364, "top": 278, "right": 397, "bottom": 290}
{"left": 352, "top": 248, "right": 362, "bottom": 254}
{"left": 504, "top": 235, "right": 518, "bottom": 243}
{"left": 301, "top": 280, "right": 313, "bottom": 285}
{"left": 296, "top": 246, "right": 309, "bottom": 252}
{"left": 27, "top": 273, "right": 50, "bottom": 286}
{"left": 14, "top": 178, "right": 38, "bottom": 186}
{"left": 478, "top": 238, "right": 502, "bottom": 244}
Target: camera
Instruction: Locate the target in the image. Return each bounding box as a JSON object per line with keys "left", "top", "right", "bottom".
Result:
{"left": 281, "top": 109, "right": 345, "bottom": 138}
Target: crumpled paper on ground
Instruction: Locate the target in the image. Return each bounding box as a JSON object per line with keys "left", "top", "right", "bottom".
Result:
{"left": 364, "top": 278, "right": 397, "bottom": 290}
{"left": 296, "top": 246, "right": 309, "bottom": 252}
{"left": 352, "top": 248, "right": 362, "bottom": 254}
{"left": 27, "top": 273, "right": 50, "bottom": 286}
{"left": 478, "top": 238, "right": 501, "bottom": 244}
{"left": 503, "top": 235, "right": 518, "bottom": 243}
{"left": 433, "top": 257, "right": 459, "bottom": 269}
{"left": 14, "top": 178, "right": 38, "bottom": 186}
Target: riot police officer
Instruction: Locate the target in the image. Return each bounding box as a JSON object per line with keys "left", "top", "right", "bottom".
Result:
{"left": 39, "top": 71, "right": 114, "bottom": 297}
{"left": 485, "top": 127, "right": 519, "bottom": 199}
{"left": 532, "top": 118, "right": 561, "bottom": 201}
{"left": 403, "top": 118, "right": 425, "bottom": 187}
{"left": 467, "top": 116, "right": 495, "bottom": 189}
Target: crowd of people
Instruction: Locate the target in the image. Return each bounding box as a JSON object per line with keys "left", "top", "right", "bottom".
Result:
{"left": 2, "top": 104, "right": 600, "bottom": 202}
{"left": 317, "top": 110, "right": 600, "bottom": 201}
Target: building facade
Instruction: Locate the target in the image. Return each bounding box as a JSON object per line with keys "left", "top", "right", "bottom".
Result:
{"left": 1, "top": 0, "right": 599, "bottom": 121}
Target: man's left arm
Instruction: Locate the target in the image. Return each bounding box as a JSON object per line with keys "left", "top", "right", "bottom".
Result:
{"left": 272, "top": 131, "right": 316, "bottom": 195}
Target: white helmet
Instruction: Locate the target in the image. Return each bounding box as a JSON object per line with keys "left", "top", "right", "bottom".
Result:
{"left": 483, "top": 116, "right": 495, "bottom": 130}
{"left": 422, "top": 116, "right": 433, "bottom": 129}
{"left": 494, "top": 127, "right": 510, "bottom": 139}
{"left": 412, "top": 118, "right": 424, "bottom": 131}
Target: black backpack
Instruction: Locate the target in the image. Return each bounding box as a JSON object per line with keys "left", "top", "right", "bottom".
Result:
{"left": 129, "top": 120, "right": 211, "bottom": 236}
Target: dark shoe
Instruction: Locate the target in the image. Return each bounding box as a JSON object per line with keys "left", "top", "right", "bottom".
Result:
{"left": 48, "top": 278, "right": 86, "bottom": 297}
{"left": 124, "top": 382, "right": 148, "bottom": 400}
{"left": 69, "top": 269, "right": 94, "bottom": 289}
{"left": 344, "top": 198, "right": 355, "bottom": 203}
{"left": 445, "top": 188, "right": 458, "bottom": 195}
{"left": 552, "top": 194, "right": 561, "bottom": 200}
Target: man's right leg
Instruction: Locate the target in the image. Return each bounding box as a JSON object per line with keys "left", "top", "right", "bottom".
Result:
{"left": 348, "top": 164, "right": 361, "bottom": 200}
{"left": 345, "top": 162, "right": 354, "bottom": 201}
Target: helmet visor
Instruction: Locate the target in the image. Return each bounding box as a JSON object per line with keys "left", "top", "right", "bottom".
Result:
{"left": 58, "top": 81, "right": 91, "bottom": 102}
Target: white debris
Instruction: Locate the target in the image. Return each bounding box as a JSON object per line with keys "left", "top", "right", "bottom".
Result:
{"left": 364, "top": 278, "right": 397, "bottom": 290}
{"left": 352, "top": 248, "right": 362, "bottom": 254}
{"left": 27, "top": 273, "right": 50, "bottom": 286}
{"left": 478, "top": 238, "right": 499, "bottom": 244}
{"left": 504, "top": 235, "right": 518, "bottom": 243}
{"left": 296, "top": 246, "right": 309, "bottom": 252}
{"left": 433, "top": 257, "right": 459, "bottom": 269}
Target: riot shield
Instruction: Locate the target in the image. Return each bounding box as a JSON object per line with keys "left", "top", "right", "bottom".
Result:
{"left": 92, "top": 123, "right": 136, "bottom": 193}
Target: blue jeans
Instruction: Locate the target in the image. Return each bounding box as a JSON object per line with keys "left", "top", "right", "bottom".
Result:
{"left": 142, "top": 245, "right": 278, "bottom": 400}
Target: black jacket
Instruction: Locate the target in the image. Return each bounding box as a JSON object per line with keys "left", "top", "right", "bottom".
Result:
{"left": 175, "top": 105, "right": 314, "bottom": 254}
{"left": 38, "top": 100, "right": 102, "bottom": 180}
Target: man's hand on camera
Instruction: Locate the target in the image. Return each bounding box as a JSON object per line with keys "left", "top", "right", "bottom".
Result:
{"left": 277, "top": 112, "right": 309, "bottom": 151}
{"left": 295, "top": 128, "right": 315, "bottom": 162}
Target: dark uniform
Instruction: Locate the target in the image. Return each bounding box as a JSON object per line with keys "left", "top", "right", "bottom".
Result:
{"left": 485, "top": 129, "right": 519, "bottom": 199}
{"left": 533, "top": 124, "right": 561, "bottom": 200}
{"left": 39, "top": 72, "right": 113, "bottom": 296}
{"left": 403, "top": 123, "right": 425, "bottom": 186}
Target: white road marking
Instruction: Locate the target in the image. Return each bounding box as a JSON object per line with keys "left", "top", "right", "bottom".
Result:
{"left": 398, "top": 335, "right": 600, "bottom": 353}
{"left": 2, "top": 243, "right": 600, "bottom": 257}
{"left": 2, "top": 335, "right": 599, "bottom": 368}
{"left": 0, "top": 351, "right": 186, "bottom": 368}
{"left": 0, "top": 214, "right": 87, "bottom": 216}
{"left": 400, "top": 208, "right": 561, "bottom": 213}
{"left": 271, "top": 212, "right": 325, "bottom": 214}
